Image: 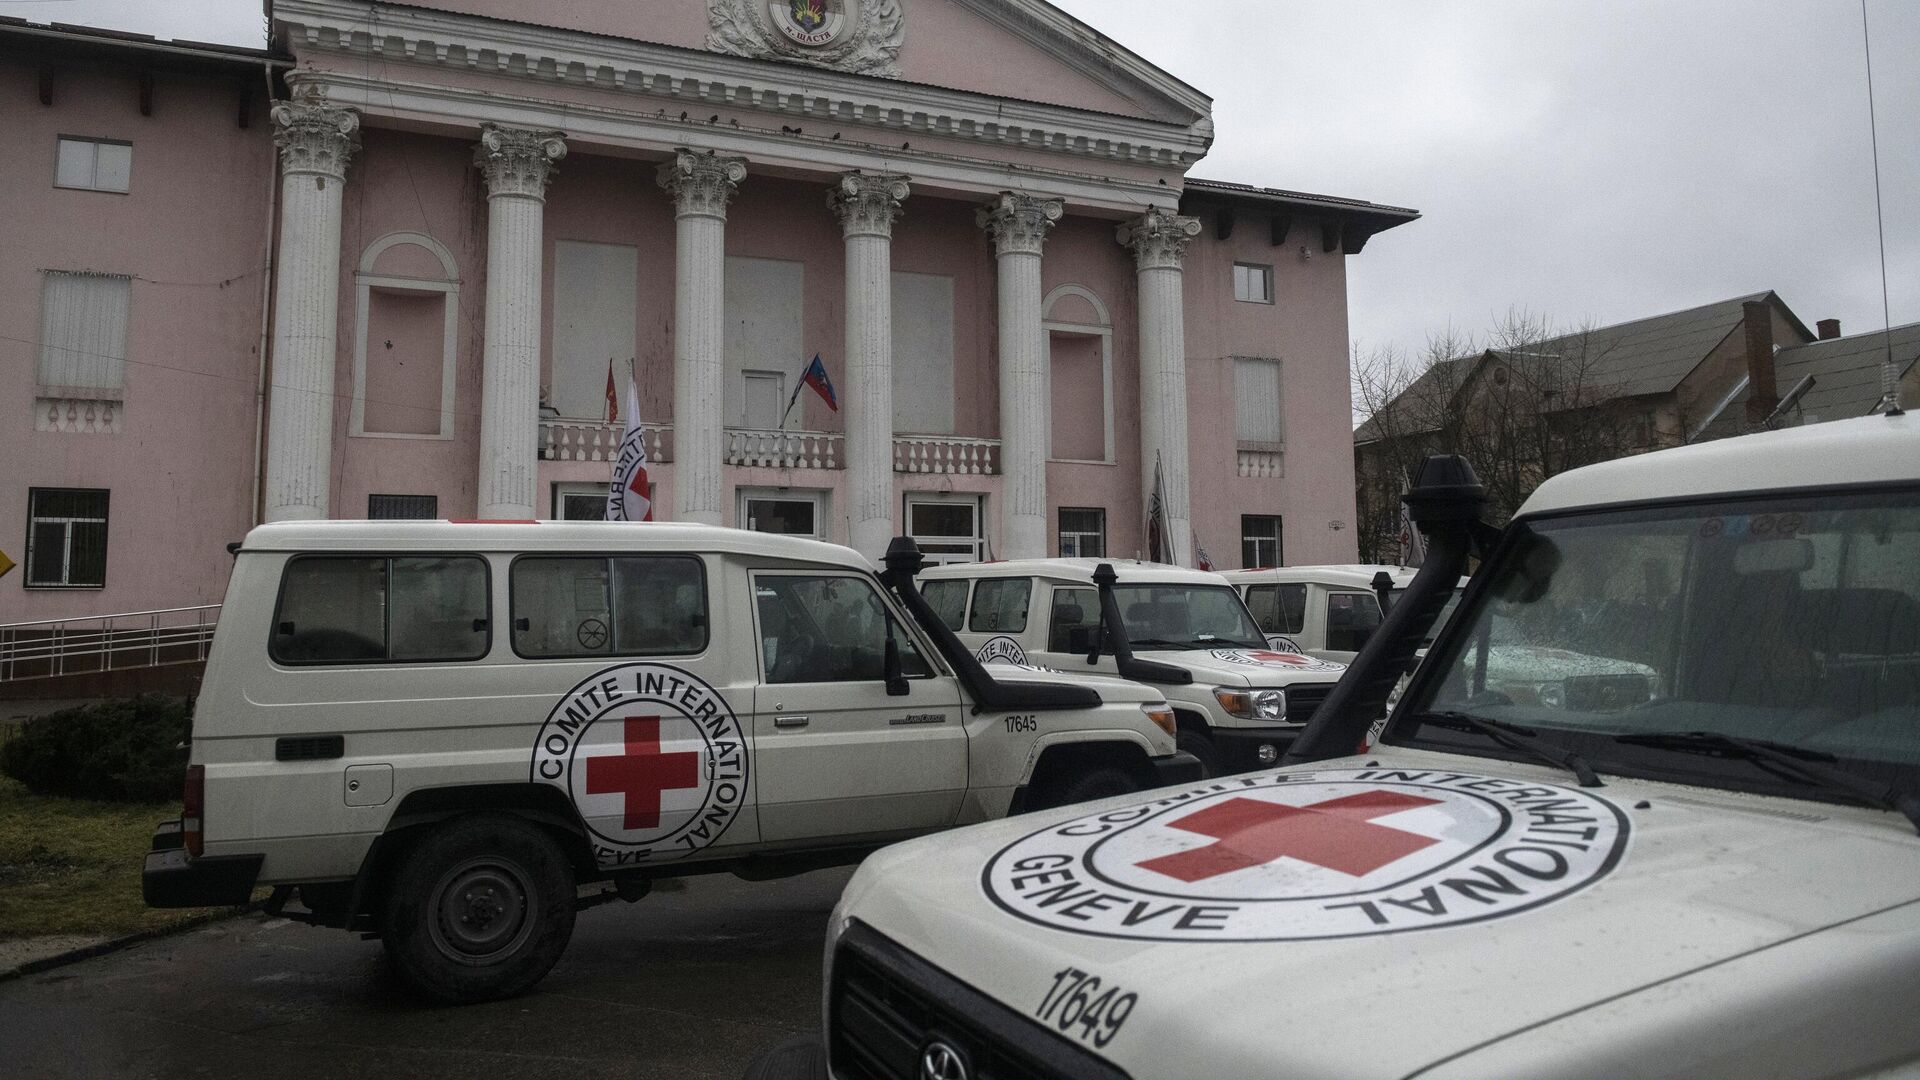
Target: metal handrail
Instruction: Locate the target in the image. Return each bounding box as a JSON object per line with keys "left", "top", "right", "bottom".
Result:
{"left": 0, "top": 604, "right": 220, "bottom": 682}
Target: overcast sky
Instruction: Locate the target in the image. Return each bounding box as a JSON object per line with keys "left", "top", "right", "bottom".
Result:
{"left": 13, "top": 0, "right": 1917, "bottom": 361}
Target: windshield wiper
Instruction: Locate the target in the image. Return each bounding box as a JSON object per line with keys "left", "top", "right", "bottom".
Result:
{"left": 1615, "top": 731, "right": 1920, "bottom": 835}
{"left": 1128, "top": 637, "right": 1195, "bottom": 651}
{"left": 1413, "top": 711, "right": 1603, "bottom": 788}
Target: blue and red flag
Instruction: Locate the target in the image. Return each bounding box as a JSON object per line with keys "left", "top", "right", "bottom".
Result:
{"left": 781, "top": 354, "right": 838, "bottom": 426}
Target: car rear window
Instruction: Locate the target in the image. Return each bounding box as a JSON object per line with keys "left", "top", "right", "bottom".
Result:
{"left": 272, "top": 555, "right": 490, "bottom": 665}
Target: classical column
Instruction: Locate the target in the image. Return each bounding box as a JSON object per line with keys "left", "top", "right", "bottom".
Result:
{"left": 831, "top": 173, "right": 910, "bottom": 561}
{"left": 473, "top": 124, "right": 566, "bottom": 519}
{"left": 263, "top": 92, "right": 357, "bottom": 522}
{"left": 658, "top": 150, "right": 747, "bottom": 526}
{"left": 1118, "top": 207, "right": 1203, "bottom": 566}
{"left": 978, "top": 193, "right": 1063, "bottom": 560}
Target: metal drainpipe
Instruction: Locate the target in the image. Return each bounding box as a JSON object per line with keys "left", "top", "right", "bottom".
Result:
{"left": 247, "top": 60, "right": 281, "bottom": 528}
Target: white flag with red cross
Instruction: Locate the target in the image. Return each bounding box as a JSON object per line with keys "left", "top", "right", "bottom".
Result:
{"left": 606, "top": 372, "right": 653, "bottom": 522}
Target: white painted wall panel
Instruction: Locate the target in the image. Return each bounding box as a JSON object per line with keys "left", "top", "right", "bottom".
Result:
{"left": 552, "top": 241, "right": 638, "bottom": 420}
{"left": 892, "top": 271, "right": 955, "bottom": 435}
{"left": 724, "top": 256, "right": 805, "bottom": 429}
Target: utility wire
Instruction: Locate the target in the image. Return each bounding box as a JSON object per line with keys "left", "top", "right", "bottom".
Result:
{"left": 1860, "top": 0, "right": 1901, "bottom": 415}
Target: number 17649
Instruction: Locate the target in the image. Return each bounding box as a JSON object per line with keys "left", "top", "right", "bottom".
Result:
{"left": 1034, "top": 967, "right": 1138, "bottom": 1049}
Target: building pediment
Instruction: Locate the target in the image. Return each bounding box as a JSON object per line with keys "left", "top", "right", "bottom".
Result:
{"left": 312, "top": 0, "right": 1208, "bottom": 125}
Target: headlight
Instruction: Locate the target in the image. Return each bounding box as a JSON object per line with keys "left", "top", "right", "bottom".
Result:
{"left": 1140, "top": 702, "right": 1177, "bottom": 737}
{"left": 1213, "top": 687, "right": 1287, "bottom": 721}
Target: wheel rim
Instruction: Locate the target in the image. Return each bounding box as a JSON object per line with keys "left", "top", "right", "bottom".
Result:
{"left": 426, "top": 856, "right": 538, "bottom": 966}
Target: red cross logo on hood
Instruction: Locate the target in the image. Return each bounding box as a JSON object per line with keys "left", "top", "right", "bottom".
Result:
{"left": 1137, "top": 790, "right": 1443, "bottom": 883}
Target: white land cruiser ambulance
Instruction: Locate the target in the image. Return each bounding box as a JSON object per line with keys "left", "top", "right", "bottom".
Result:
{"left": 915, "top": 559, "right": 1346, "bottom": 777}
{"left": 752, "top": 412, "right": 1920, "bottom": 1080}
{"left": 142, "top": 524, "right": 1198, "bottom": 1003}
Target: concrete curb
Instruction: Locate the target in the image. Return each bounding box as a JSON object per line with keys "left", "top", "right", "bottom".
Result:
{"left": 0, "top": 904, "right": 260, "bottom": 985}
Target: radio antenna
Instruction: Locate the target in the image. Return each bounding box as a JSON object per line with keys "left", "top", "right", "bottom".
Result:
{"left": 1860, "top": 0, "right": 1902, "bottom": 415}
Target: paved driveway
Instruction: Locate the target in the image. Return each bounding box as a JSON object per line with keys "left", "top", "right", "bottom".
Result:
{"left": 0, "top": 868, "right": 853, "bottom": 1080}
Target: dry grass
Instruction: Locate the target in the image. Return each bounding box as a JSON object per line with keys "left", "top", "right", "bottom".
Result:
{"left": 0, "top": 774, "right": 210, "bottom": 941}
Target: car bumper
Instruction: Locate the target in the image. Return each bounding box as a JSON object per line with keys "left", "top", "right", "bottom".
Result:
{"left": 142, "top": 821, "right": 263, "bottom": 908}
{"left": 1150, "top": 749, "right": 1206, "bottom": 787}
{"left": 1211, "top": 725, "right": 1302, "bottom": 772}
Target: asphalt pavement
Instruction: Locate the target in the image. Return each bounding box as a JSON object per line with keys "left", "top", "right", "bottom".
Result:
{"left": 0, "top": 867, "right": 855, "bottom": 1080}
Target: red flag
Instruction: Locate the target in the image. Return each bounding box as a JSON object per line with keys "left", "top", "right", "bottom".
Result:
{"left": 604, "top": 361, "right": 620, "bottom": 424}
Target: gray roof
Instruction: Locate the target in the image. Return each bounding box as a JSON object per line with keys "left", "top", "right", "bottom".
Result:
{"left": 1696, "top": 322, "right": 1920, "bottom": 441}
{"left": 1355, "top": 292, "right": 1805, "bottom": 443}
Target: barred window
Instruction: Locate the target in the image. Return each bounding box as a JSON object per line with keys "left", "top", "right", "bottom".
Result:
{"left": 26, "top": 488, "right": 109, "bottom": 588}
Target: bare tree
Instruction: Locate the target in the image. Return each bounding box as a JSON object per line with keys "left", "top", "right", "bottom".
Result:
{"left": 1352, "top": 311, "right": 1645, "bottom": 563}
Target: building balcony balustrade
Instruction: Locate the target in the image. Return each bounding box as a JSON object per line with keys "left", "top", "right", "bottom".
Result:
{"left": 539, "top": 417, "right": 1002, "bottom": 477}
{"left": 1237, "top": 447, "right": 1285, "bottom": 478}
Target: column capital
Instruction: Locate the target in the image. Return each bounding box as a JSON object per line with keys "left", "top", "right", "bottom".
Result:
{"left": 1117, "top": 207, "right": 1203, "bottom": 271}
{"left": 270, "top": 86, "right": 358, "bottom": 180}
{"left": 977, "top": 193, "right": 1063, "bottom": 257}
{"left": 657, "top": 149, "right": 748, "bottom": 220}
{"left": 475, "top": 124, "right": 567, "bottom": 201}
{"left": 831, "top": 172, "right": 910, "bottom": 239}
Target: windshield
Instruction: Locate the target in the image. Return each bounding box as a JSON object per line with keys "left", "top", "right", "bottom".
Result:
{"left": 1387, "top": 586, "right": 1465, "bottom": 647}
{"left": 1115, "top": 584, "right": 1265, "bottom": 649}
{"left": 1400, "top": 489, "right": 1920, "bottom": 797}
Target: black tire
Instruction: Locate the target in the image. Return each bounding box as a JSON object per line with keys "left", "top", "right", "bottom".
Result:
{"left": 1033, "top": 765, "right": 1138, "bottom": 811}
{"left": 379, "top": 813, "right": 576, "bottom": 1005}
{"left": 1177, "top": 727, "right": 1222, "bottom": 778}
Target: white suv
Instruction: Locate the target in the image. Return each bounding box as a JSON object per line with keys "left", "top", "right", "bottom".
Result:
{"left": 142, "top": 525, "right": 1198, "bottom": 1002}
{"left": 755, "top": 412, "right": 1920, "bottom": 1080}
{"left": 916, "top": 559, "right": 1345, "bottom": 776}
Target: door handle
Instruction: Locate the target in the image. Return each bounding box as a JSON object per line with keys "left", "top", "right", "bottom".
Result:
{"left": 774, "top": 715, "right": 811, "bottom": 729}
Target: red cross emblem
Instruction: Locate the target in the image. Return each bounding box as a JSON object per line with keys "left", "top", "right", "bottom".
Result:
{"left": 585, "top": 716, "right": 700, "bottom": 831}
{"left": 1246, "top": 651, "right": 1309, "bottom": 664}
{"left": 1136, "top": 790, "right": 1443, "bottom": 883}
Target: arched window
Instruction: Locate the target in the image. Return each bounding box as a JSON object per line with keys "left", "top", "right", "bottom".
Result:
{"left": 351, "top": 232, "right": 460, "bottom": 439}
{"left": 1043, "top": 284, "right": 1114, "bottom": 463}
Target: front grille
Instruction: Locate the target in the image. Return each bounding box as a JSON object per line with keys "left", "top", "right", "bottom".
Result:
{"left": 829, "top": 921, "right": 1131, "bottom": 1080}
{"left": 1285, "top": 682, "right": 1336, "bottom": 723}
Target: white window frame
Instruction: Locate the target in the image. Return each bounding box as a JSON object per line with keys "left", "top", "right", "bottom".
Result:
{"left": 737, "top": 488, "right": 826, "bottom": 540}
{"left": 1058, "top": 507, "right": 1106, "bottom": 558}
{"left": 1242, "top": 515, "right": 1283, "bottom": 569}
{"left": 25, "top": 487, "right": 109, "bottom": 589}
{"left": 1233, "top": 262, "right": 1274, "bottom": 305}
{"left": 552, "top": 482, "right": 613, "bottom": 521}
{"left": 905, "top": 493, "right": 984, "bottom": 564}
{"left": 1043, "top": 284, "right": 1116, "bottom": 464}
{"left": 351, "top": 232, "right": 460, "bottom": 440}
{"left": 740, "top": 370, "right": 788, "bottom": 432}
{"left": 54, "top": 136, "right": 132, "bottom": 193}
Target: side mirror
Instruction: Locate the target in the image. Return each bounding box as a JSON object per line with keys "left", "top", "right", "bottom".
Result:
{"left": 883, "top": 636, "right": 910, "bottom": 697}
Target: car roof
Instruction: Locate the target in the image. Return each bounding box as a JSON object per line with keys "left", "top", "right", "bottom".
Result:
{"left": 1222, "top": 564, "right": 1419, "bottom": 589}
{"left": 238, "top": 520, "right": 875, "bottom": 570}
{"left": 1522, "top": 412, "right": 1916, "bottom": 517}
{"left": 917, "top": 558, "right": 1231, "bottom": 587}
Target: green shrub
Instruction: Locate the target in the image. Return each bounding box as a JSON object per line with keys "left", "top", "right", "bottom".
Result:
{"left": 0, "top": 695, "right": 192, "bottom": 803}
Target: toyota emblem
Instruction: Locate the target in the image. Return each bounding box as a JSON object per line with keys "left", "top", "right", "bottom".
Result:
{"left": 920, "top": 1039, "right": 968, "bottom": 1080}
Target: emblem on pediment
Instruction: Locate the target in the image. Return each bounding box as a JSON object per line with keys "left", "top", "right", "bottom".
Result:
{"left": 708, "top": 0, "right": 903, "bottom": 78}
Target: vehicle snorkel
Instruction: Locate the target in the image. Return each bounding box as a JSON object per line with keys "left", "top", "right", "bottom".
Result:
{"left": 1085, "top": 562, "right": 1195, "bottom": 686}
{"left": 1284, "top": 454, "right": 1497, "bottom": 763}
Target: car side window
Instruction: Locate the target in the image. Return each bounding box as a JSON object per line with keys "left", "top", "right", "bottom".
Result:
{"left": 1245, "top": 584, "right": 1307, "bottom": 635}
{"left": 272, "top": 555, "right": 489, "bottom": 664}
{"left": 511, "top": 555, "right": 707, "bottom": 659}
{"left": 969, "top": 578, "right": 1031, "bottom": 633}
{"left": 1048, "top": 587, "right": 1099, "bottom": 652}
{"left": 757, "top": 575, "right": 933, "bottom": 684}
{"left": 1325, "top": 591, "right": 1384, "bottom": 652}
{"left": 921, "top": 579, "right": 970, "bottom": 632}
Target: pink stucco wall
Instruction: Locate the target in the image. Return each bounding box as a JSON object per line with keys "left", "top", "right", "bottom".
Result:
{"left": 0, "top": 58, "right": 274, "bottom": 621}
{"left": 402, "top": 0, "right": 1168, "bottom": 121}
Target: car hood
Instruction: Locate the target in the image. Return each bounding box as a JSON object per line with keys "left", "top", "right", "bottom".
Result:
{"left": 836, "top": 747, "right": 1920, "bottom": 1079}
{"left": 982, "top": 663, "right": 1163, "bottom": 704}
{"left": 1135, "top": 646, "right": 1348, "bottom": 687}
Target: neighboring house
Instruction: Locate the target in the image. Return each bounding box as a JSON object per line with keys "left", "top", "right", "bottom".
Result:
{"left": 1694, "top": 318, "right": 1919, "bottom": 442}
{"left": 3, "top": 2, "right": 1420, "bottom": 636}
{"left": 1353, "top": 293, "right": 1815, "bottom": 558}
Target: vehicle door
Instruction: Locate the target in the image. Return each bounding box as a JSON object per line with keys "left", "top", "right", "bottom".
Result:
{"left": 749, "top": 570, "right": 967, "bottom": 843}
{"left": 1036, "top": 583, "right": 1107, "bottom": 673}
{"left": 1320, "top": 589, "right": 1386, "bottom": 663}
{"left": 1242, "top": 581, "right": 1308, "bottom": 653}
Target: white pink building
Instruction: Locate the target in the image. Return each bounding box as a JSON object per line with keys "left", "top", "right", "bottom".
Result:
{"left": 1, "top": 1, "right": 1416, "bottom": 628}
